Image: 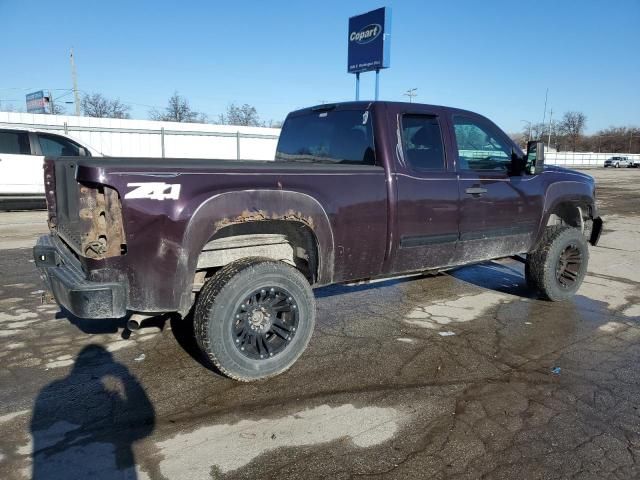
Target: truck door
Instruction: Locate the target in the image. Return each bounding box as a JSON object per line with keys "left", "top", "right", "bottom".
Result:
{"left": 452, "top": 114, "right": 542, "bottom": 263}
{"left": 391, "top": 113, "right": 460, "bottom": 273}
{"left": 0, "top": 130, "right": 42, "bottom": 195}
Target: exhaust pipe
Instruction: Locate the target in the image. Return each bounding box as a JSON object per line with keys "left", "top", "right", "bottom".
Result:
{"left": 127, "top": 319, "right": 141, "bottom": 330}
{"left": 127, "top": 313, "right": 153, "bottom": 331}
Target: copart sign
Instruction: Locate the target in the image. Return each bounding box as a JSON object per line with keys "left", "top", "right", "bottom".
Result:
{"left": 347, "top": 7, "right": 391, "bottom": 74}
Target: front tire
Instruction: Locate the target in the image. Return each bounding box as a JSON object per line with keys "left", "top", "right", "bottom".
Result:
{"left": 525, "top": 226, "right": 589, "bottom": 301}
{"left": 193, "top": 257, "right": 316, "bottom": 381}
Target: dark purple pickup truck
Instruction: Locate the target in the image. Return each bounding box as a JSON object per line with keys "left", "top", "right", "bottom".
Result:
{"left": 34, "top": 101, "right": 602, "bottom": 381}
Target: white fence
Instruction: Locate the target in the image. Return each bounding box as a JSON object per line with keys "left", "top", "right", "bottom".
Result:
{"left": 545, "top": 151, "right": 640, "bottom": 168}
{"left": 0, "top": 111, "right": 280, "bottom": 160}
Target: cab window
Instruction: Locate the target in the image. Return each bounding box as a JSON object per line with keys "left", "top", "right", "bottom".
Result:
{"left": 38, "top": 134, "right": 84, "bottom": 156}
{"left": 401, "top": 115, "right": 445, "bottom": 171}
{"left": 453, "top": 116, "right": 512, "bottom": 172}
{"left": 276, "top": 109, "right": 375, "bottom": 165}
{"left": 0, "top": 131, "right": 30, "bottom": 155}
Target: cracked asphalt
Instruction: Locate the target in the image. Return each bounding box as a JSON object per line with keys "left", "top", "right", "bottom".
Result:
{"left": 0, "top": 169, "right": 638, "bottom": 479}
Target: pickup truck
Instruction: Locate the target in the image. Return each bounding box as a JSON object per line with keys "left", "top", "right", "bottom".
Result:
{"left": 33, "top": 101, "right": 603, "bottom": 381}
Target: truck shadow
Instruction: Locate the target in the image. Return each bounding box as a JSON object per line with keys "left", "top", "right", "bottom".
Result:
{"left": 55, "top": 308, "right": 128, "bottom": 334}
{"left": 313, "top": 260, "right": 534, "bottom": 300}
{"left": 30, "top": 344, "right": 155, "bottom": 479}
{"left": 170, "top": 311, "right": 226, "bottom": 375}
{"left": 56, "top": 308, "right": 167, "bottom": 339}
{"left": 447, "top": 260, "right": 537, "bottom": 299}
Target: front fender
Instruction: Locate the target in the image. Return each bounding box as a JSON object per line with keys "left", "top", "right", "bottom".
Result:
{"left": 176, "top": 189, "right": 335, "bottom": 313}
{"left": 532, "top": 180, "right": 597, "bottom": 249}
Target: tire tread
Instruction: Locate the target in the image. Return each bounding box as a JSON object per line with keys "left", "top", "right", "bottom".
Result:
{"left": 526, "top": 225, "right": 588, "bottom": 301}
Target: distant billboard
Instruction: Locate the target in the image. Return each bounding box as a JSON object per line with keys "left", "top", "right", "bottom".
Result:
{"left": 26, "top": 90, "right": 52, "bottom": 114}
{"left": 347, "top": 7, "right": 391, "bottom": 74}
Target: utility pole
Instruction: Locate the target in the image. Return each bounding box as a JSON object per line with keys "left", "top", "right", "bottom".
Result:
{"left": 547, "top": 108, "right": 553, "bottom": 149}
{"left": 49, "top": 89, "right": 55, "bottom": 115}
{"left": 403, "top": 88, "right": 417, "bottom": 103}
{"left": 70, "top": 48, "right": 81, "bottom": 116}
{"left": 541, "top": 88, "right": 548, "bottom": 127}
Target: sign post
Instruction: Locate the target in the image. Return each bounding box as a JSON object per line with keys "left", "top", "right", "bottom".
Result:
{"left": 348, "top": 7, "right": 391, "bottom": 101}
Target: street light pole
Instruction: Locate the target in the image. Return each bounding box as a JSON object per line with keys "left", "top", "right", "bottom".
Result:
{"left": 403, "top": 88, "right": 417, "bottom": 103}
{"left": 547, "top": 109, "right": 553, "bottom": 149}
{"left": 541, "top": 88, "right": 548, "bottom": 127}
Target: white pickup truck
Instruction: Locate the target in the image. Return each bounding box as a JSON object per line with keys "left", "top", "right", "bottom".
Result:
{"left": 0, "top": 127, "right": 101, "bottom": 209}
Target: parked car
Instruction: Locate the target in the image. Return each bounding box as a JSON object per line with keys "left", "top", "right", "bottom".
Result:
{"left": 603, "top": 156, "right": 631, "bottom": 168}
{"left": 34, "top": 101, "right": 603, "bottom": 381}
{"left": 0, "top": 127, "right": 101, "bottom": 209}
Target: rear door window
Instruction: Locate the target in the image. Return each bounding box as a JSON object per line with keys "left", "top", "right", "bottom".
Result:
{"left": 38, "top": 134, "right": 82, "bottom": 156}
{"left": 0, "top": 131, "right": 31, "bottom": 155}
{"left": 401, "top": 115, "right": 445, "bottom": 171}
{"left": 276, "top": 109, "right": 375, "bottom": 165}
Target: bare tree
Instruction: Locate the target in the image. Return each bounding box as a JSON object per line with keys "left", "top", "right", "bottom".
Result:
{"left": 149, "top": 91, "right": 205, "bottom": 123}
{"left": 264, "top": 119, "right": 283, "bottom": 128}
{"left": 218, "top": 103, "right": 261, "bottom": 127}
{"left": 586, "top": 126, "right": 640, "bottom": 153}
{"left": 509, "top": 132, "right": 527, "bottom": 149}
{"left": 0, "top": 101, "right": 27, "bottom": 113}
{"left": 522, "top": 122, "right": 546, "bottom": 141}
{"left": 81, "top": 93, "right": 131, "bottom": 118}
{"left": 559, "top": 111, "right": 587, "bottom": 152}
{"left": 50, "top": 102, "right": 66, "bottom": 115}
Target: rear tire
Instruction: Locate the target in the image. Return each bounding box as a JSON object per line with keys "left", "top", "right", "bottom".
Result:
{"left": 193, "top": 257, "right": 316, "bottom": 381}
{"left": 525, "top": 226, "right": 589, "bottom": 302}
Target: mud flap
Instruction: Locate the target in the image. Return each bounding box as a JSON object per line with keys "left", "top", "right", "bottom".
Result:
{"left": 589, "top": 217, "right": 603, "bottom": 246}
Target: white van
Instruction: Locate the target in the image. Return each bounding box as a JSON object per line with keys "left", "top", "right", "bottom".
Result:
{"left": 0, "top": 128, "right": 101, "bottom": 209}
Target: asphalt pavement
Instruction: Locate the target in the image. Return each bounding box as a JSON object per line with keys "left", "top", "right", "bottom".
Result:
{"left": 0, "top": 169, "right": 638, "bottom": 479}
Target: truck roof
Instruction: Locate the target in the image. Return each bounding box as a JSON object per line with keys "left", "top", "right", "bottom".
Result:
{"left": 288, "top": 101, "right": 480, "bottom": 118}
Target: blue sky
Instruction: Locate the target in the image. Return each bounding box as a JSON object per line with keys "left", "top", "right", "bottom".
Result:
{"left": 1, "top": 0, "right": 638, "bottom": 133}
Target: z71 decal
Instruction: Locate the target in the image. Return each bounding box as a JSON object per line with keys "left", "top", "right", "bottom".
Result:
{"left": 125, "top": 182, "right": 181, "bottom": 201}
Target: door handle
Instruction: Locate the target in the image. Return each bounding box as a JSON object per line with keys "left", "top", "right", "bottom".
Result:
{"left": 465, "top": 186, "right": 488, "bottom": 196}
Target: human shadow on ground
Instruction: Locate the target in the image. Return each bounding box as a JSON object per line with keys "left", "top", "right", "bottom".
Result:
{"left": 30, "top": 344, "right": 155, "bottom": 479}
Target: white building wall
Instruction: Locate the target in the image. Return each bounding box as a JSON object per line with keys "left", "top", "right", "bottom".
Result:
{"left": 0, "top": 111, "right": 280, "bottom": 160}
{"left": 545, "top": 151, "right": 640, "bottom": 167}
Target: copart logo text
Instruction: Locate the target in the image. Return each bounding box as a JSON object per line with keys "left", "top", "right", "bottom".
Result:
{"left": 350, "top": 24, "right": 381, "bottom": 44}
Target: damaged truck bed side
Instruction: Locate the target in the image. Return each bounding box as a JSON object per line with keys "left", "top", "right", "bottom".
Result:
{"left": 34, "top": 101, "right": 602, "bottom": 381}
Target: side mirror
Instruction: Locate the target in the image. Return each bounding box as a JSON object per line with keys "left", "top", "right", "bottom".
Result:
{"left": 509, "top": 149, "right": 527, "bottom": 176}
{"left": 526, "top": 140, "right": 545, "bottom": 174}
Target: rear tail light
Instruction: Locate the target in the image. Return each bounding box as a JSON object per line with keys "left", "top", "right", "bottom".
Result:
{"left": 44, "top": 160, "right": 57, "bottom": 229}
